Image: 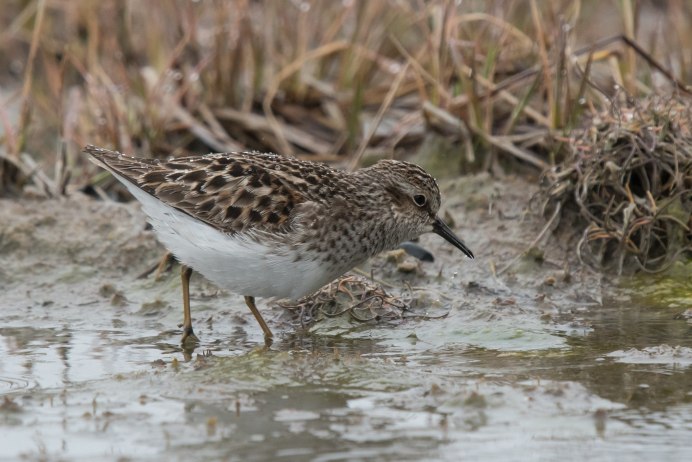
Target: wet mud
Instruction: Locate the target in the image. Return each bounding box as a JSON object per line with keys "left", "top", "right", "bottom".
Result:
{"left": 1, "top": 174, "right": 690, "bottom": 461}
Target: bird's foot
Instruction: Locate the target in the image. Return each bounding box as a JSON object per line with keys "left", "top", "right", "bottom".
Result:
{"left": 180, "top": 325, "right": 200, "bottom": 348}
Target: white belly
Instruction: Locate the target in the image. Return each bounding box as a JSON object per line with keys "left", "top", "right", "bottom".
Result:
{"left": 118, "top": 176, "right": 330, "bottom": 299}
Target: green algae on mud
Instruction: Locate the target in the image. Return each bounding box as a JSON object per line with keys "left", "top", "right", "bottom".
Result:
{"left": 622, "top": 260, "right": 692, "bottom": 312}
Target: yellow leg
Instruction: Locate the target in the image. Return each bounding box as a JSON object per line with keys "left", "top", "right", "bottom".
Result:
{"left": 244, "top": 296, "right": 273, "bottom": 345}
{"left": 180, "top": 265, "right": 199, "bottom": 345}
{"left": 154, "top": 251, "right": 173, "bottom": 280}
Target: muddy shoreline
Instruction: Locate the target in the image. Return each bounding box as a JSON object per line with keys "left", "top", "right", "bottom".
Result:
{"left": 1, "top": 174, "right": 691, "bottom": 461}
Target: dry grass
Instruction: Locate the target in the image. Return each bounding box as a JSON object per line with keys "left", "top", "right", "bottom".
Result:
{"left": 276, "top": 274, "right": 451, "bottom": 329}
{"left": 277, "top": 275, "right": 412, "bottom": 329}
{"left": 538, "top": 96, "right": 692, "bottom": 274}
{"left": 0, "top": 0, "right": 690, "bottom": 270}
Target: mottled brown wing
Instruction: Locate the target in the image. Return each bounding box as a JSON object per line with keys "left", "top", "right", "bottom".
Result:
{"left": 85, "top": 145, "right": 313, "bottom": 234}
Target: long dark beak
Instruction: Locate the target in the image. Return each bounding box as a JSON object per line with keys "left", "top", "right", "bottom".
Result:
{"left": 432, "top": 217, "right": 474, "bottom": 259}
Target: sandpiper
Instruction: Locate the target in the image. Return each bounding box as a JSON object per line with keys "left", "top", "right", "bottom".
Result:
{"left": 85, "top": 145, "right": 474, "bottom": 345}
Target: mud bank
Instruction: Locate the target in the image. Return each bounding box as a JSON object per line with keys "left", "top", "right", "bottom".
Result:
{"left": 1, "top": 174, "right": 690, "bottom": 461}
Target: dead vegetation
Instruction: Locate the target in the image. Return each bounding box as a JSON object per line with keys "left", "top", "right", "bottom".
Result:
{"left": 538, "top": 96, "right": 692, "bottom": 274}
{"left": 0, "top": 0, "right": 690, "bottom": 271}
{"left": 277, "top": 274, "right": 453, "bottom": 329}
{"left": 278, "top": 275, "right": 412, "bottom": 328}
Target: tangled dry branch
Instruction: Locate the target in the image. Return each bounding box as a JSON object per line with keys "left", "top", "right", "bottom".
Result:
{"left": 277, "top": 275, "right": 416, "bottom": 328}
{"left": 539, "top": 96, "right": 692, "bottom": 273}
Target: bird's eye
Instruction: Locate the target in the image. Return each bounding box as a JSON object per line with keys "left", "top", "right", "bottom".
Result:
{"left": 413, "top": 194, "right": 427, "bottom": 207}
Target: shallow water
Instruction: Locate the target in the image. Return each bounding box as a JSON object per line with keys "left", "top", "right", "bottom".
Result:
{"left": 1, "top": 287, "right": 690, "bottom": 461}
{"left": 1, "top": 185, "right": 691, "bottom": 461}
